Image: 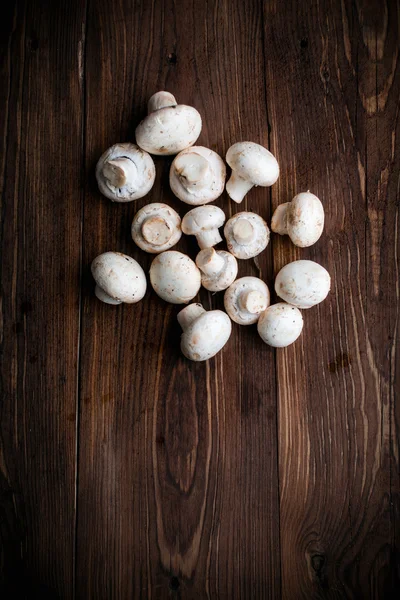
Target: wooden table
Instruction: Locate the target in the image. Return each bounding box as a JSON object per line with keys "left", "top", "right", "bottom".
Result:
{"left": 1, "top": 0, "right": 399, "bottom": 597}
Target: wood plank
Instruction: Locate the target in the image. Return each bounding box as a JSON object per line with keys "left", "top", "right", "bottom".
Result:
{"left": 0, "top": 0, "right": 85, "bottom": 596}
{"left": 263, "top": 0, "right": 400, "bottom": 596}
{"left": 77, "top": 0, "right": 280, "bottom": 597}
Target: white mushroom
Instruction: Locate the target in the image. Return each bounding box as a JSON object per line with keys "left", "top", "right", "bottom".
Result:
{"left": 275, "top": 260, "right": 331, "bottom": 308}
{"left": 224, "top": 276, "right": 270, "bottom": 325}
{"left": 135, "top": 91, "right": 202, "bottom": 155}
{"left": 182, "top": 206, "right": 226, "bottom": 249}
{"left": 170, "top": 146, "right": 226, "bottom": 205}
{"left": 177, "top": 303, "right": 232, "bottom": 361}
{"left": 149, "top": 251, "right": 201, "bottom": 304}
{"left": 257, "top": 303, "right": 304, "bottom": 347}
{"left": 131, "top": 203, "right": 181, "bottom": 253}
{"left": 225, "top": 142, "right": 279, "bottom": 203}
{"left": 95, "top": 143, "right": 155, "bottom": 203}
{"left": 224, "top": 212, "right": 270, "bottom": 259}
{"left": 271, "top": 192, "right": 324, "bottom": 247}
{"left": 196, "top": 248, "right": 238, "bottom": 292}
{"left": 91, "top": 252, "right": 147, "bottom": 305}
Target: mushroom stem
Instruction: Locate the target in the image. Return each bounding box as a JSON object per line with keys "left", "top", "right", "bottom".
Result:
{"left": 95, "top": 284, "right": 122, "bottom": 305}
{"left": 239, "top": 290, "right": 267, "bottom": 314}
{"left": 196, "top": 229, "right": 223, "bottom": 250}
{"left": 271, "top": 203, "right": 289, "bottom": 235}
{"left": 141, "top": 216, "right": 173, "bottom": 247}
{"left": 196, "top": 248, "right": 225, "bottom": 276}
{"left": 232, "top": 219, "right": 255, "bottom": 244}
{"left": 102, "top": 158, "right": 138, "bottom": 189}
{"left": 174, "top": 152, "right": 213, "bottom": 192}
{"left": 177, "top": 303, "right": 206, "bottom": 330}
{"left": 226, "top": 172, "right": 255, "bottom": 203}
{"left": 147, "top": 91, "right": 177, "bottom": 113}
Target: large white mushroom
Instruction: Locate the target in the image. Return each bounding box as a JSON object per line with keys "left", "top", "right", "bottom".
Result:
{"left": 91, "top": 252, "right": 147, "bottom": 305}
{"left": 224, "top": 276, "right": 270, "bottom": 325}
{"left": 177, "top": 303, "right": 232, "bottom": 361}
{"left": 182, "top": 206, "right": 226, "bottom": 249}
{"left": 271, "top": 192, "right": 324, "bottom": 247}
{"left": 196, "top": 248, "right": 238, "bottom": 292}
{"left": 170, "top": 146, "right": 226, "bottom": 205}
{"left": 225, "top": 142, "right": 279, "bottom": 203}
{"left": 149, "top": 251, "right": 201, "bottom": 304}
{"left": 131, "top": 203, "right": 181, "bottom": 253}
{"left": 95, "top": 143, "right": 155, "bottom": 203}
{"left": 224, "top": 212, "right": 270, "bottom": 259}
{"left": 135, "top": 91, "right": 202, "bottom": 155}
{"left": 257, "top": 303, "right": 304, "bottom": 347}
{"left": 275, "top": 260, "right": 331, "bottom": 308}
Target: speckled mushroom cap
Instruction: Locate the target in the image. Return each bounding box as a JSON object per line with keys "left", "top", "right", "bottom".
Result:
{"left": 271, "top": 192, "right": 325, "bottom": 247}
{"left": 275, "top": 260, "right": 331, "bottom": 309}
{"left": 177, "top": 303, "right": 232, "bottom": 361}
{"left": 149, "top": 251, "right": 201, "bottom": 304}
{"left": 224, "top": 276, "right": 270, "bottom": 325}
{"left": 196, "top": 248, "right": 238, "bottom": 292}
{"left": 224, "top": 212, "right": 270, "bottom": 259}
{"left": 91, "top": 252, "right": 147, "bottom": 305}
{"left": 131, "top": 203, "right": 182, "bottom": 254}
{"left": 182, "top": 206, "right": 226, "bottom": 249}
{"left": 170, "top": 146, "right": 226, "bottom": 205}
{"left": 225, "top": 142, "right": 279, "bottom": 203}
{"left": 95, "top": 143, "right": 155, "bottom": 203}
{"left": 135, "top": 91, "right": 202, "bottom": 156}
{"left": 257, "top": 303, "right": 304, "bottom": 347}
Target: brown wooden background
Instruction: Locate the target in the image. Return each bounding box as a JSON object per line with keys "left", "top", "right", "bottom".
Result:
{"left": 1, "top": 0, "right": 399, "bottom": 598}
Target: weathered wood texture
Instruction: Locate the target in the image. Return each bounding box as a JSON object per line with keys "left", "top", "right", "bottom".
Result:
{"left": 0, "top": 0, "right": 399, "bottom": 598}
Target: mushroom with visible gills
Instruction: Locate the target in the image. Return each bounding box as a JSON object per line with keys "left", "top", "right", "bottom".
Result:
{"left": 177, "top": 303, "right": 232, "bottom": 361}
{"left": 91, "top": 252, "right": 147, "bottom": 305}
{"left": 224, "top": 212, "right": 270, "bottom": 259}
{"left": 224, "top": 276, "right": 270, "bottom": 325}
{"left": 131, "top": 203, "right": 182, "bottom": 253}
{"left": 95, "top": 143, "right": 155, "bottom": 202}
{"left": 135, "top": 91, "right": 202, "bottom": 155}
{"left": 225, "top": 142, "right": 279, "bottom": 203}
{"left": 196, "top": 248, "right": 238, "bottom": 292}
{"left": 182, "top": 206, "right": 226, "bottom": 249}
{"left": 149, "top": 251, "right": 201, "bottom": 304}
{"left": 275, "top": 260, "right": 331, "bottom": 308}
{"left": 170, "top": 146, "right": 226, "bottom": 205}
{"left": 271, "top": 192, "right": 324, "bottom": 247}
{"left": 257, "top": 303, "right": 304, "bottom": 347}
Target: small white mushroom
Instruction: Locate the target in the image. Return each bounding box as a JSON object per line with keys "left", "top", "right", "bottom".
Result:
{"left": 177, "top": 303, "right": 232, "bottom": 361}
{"left": 196, "top": 248, "right": 238, "bottom": 292}
{"left": 135, "top": 91, "right": 202, "bottom": 155}
{"left": 257, "top": 303, "right": 304, "bottom": 347}
{"left": 182, "top": 206, "right": 226, "bottom": 249}
{"left": 131, "top": 203, "right": 182, "bottom": 254}
{"left": 149, "top": 250, "right": 201, "bottom": 304}
{"left": 170, "top": 146, "right": 226, "bottom": 205}
{"left": 95, "top": 143, "right": 155, "bottom": 203}
{"left": 224, "top": 276, "right": 270, "bottom": 325}
{"left": 91, "top": 252, "right": 147, "bottom": 305}
{"left": 275, "top": 260, "right": 331, "bottom": 308}
{"left": 271, "top": 192, "right": 325, "bottom": 247}
{"left": 225, "top": 142, "right": 279, "bottom": 203}
{"left": 224, "top": 212, "right": 270, "bottom": 259}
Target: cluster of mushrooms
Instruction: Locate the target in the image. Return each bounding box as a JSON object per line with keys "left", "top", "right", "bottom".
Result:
{"left": 91, "top": 91, "right": 330, "bottom": 361}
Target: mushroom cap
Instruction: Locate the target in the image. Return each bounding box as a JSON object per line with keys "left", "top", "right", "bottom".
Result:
{"left": 149, "top": 251, "right": 201, "bottom": 304}
{"left": 257, "top": 303, "right": 304, "bottom": 347}
{"left": 131, "top": 203, "right": 182, "bottom": 253}
{"left": 179, "top": 308, "right": 232, "bottom": 361}
{"left": 196, "top": 249, "right": 238, "bottom": 292}
{"left": 135, "top": 105, "right": 202, "bottom": 156}
{"left": 275, "top": 260, "right": 331, "bottom": 308}
{"left": 91, "top": 252, "right": 147, "bottom": 304}
{"left": 181, "top": 206, "right": 226, "bottom": 235}
{"left": 272, "top": 192, "right": 325, "bottom": 247}
{"left": 226, "top": 142, "right": 279, "bottom": 187}
{"left": 224, "top": 276, "right": 270, "bottom": 325}
{"left": 224, "top": 212, "right": 270, "bottom": 259}
{"left": 95, "top": 143, "right": 155, "bottom": 202}
{"left": 170, "top": 146, "right": 226, "bottom": 205}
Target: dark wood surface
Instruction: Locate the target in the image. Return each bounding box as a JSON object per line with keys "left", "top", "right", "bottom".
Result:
{"left": 1, "top": 0, "right": 399, "bottom": 598}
